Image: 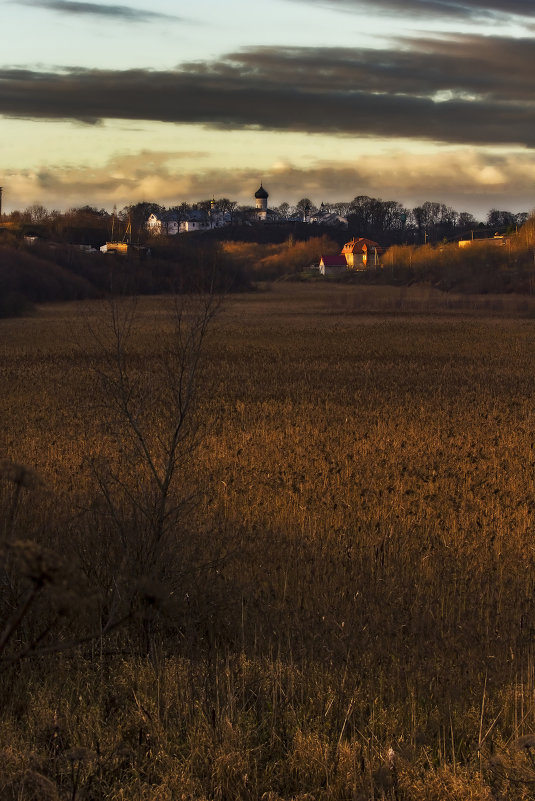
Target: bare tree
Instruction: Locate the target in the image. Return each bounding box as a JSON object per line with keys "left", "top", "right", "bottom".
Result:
{"left": 0, "top": 459, "right": 129, "bottom": 673}
{"left": 0, "top": 289, "right": 219, "bottom": 672}
{"left": 84, "top": 290, "right": 220, "bottom": 652}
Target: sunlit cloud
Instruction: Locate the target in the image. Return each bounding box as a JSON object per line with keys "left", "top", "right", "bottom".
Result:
{"left": 3, "top": 147, "right": 534, "bottom": 217}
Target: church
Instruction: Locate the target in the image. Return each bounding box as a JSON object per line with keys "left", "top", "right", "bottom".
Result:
{"left": 254, "top": 183, "right": 269, "bottom": 221}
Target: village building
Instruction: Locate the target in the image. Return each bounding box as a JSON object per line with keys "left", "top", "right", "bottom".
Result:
{"left": 146, "top": 201, "right": 235, "bottom": 234}
{"left": 309, "top": 204, "right": 348, "bottom": 229}
{"left": 179, "top": 210, "right": 211, "bottom": 233}
{"left": 342, "top": 237, "right": 382, "bottom": 269}
{"left": 146, "top": 212, "right": 179, "bottom": 236}
{"left": 318, "top": 255, "right": 348, "bottom": 275}
{"left": 318, "top": 236, "right": 383, "bottom": 276}
{"left": 179, "top": 208, "right": 234, "bottom": 233}
{"left": 145, "top": 183, "right": 354, "bottom": 234}
{"left": 144, "top": 184, "right": 354, "bottom": 233}
{"left": 458, "top": 234, "right": 510, "bottom": 248}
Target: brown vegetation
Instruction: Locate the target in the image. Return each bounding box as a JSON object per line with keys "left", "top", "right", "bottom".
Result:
{"left": 384, "top": 216, "right": 535, "bottom": 293}
{"left": 2, "top": 284, "right": 535, "bottom": 798}
{"left": 0, "top": 239, "right": 248, "bottom": 317}
{"left": 2, "top": 216, "right": 535, "bottom": 320}
{"left": 221, "top": 235, "right": 338, "bottom": 280}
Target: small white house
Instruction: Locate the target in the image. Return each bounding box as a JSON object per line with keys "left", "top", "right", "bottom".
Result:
{"left": 146, "top": 212, "right": 179, "bottom": 236}
{"left": 319, "top": 255, "right": 348, "bottom": 275}
{"left": 166, "top": 218, "right": 179, "bottom": 235}
{"left": 309, "top": 207, "right": 348, "bottom": 228}
{"left": 179, "top": 219, "right": 211, "bottom": 233}
{"left": 146, "top": 213, "right": 162, "bottom": 235}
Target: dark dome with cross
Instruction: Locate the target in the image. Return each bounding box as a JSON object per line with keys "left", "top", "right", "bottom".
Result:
{"left": 254, "top": 184, "right": 269, "bottom": 199}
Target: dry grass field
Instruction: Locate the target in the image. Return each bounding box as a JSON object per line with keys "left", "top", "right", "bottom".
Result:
{"left": 2, "top": 282, "right": 535, "bottom": 799}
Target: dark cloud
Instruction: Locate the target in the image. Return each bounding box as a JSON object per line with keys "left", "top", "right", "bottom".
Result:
{"left": 293, "top": 0, "right": 535, "bottom": 21}
{"left": 233, "top": 38, "right": 535, "bottom": 103}
{"left": 16, "top": 0, "right": 181, "bottom": 23}
{"left": 0, "top": 36, "right": 534, "bottom": 147}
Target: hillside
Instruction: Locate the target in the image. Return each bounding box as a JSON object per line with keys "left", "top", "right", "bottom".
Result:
{"left": 1, "top": 214, "right": 534, "bottom": 317}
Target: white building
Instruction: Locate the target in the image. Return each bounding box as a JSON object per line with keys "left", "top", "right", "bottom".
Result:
{"left": 146, "top": 212, "right": 179, "bottom": 236}
{"left": 318, "top": 255, "right": 348, "bottom": 275}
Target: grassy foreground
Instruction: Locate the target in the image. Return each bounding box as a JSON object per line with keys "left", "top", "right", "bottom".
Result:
{"left": 2, "top": 283, "right": 535, "bottom": 799}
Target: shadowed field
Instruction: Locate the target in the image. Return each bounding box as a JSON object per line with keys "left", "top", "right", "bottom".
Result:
{"left": 2, "top": 283, "right": 535, "bottom": 799}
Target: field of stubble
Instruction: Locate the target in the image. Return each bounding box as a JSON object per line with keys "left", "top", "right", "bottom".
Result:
{"left": 2, "top": 282, "right": 535, "bottom": 800}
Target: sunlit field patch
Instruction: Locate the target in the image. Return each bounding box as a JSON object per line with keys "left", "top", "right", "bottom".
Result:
{"left": 2, "top": 283, "right": 535, "bottom": 799}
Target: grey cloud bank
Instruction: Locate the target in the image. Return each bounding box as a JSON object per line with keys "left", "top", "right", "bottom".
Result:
{"left": 16, "top": 0, "right": 181, "bottom": 23}
{"left": 0, "top": 36, "right": 533, "bottom": 147}
{"left": 294, "top": 0, "right": 535, "bottom": 21}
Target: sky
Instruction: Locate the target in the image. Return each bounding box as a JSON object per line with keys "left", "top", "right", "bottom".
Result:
{"left": 0, "top": 0, "right": 534, "bottom": 217}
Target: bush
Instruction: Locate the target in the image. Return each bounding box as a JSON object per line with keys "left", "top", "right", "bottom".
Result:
{"left": 0, "top": 291, "right": 34, "bottom": 318}
{"left": 384, "top": 216, "right": 535, "bottom": 293}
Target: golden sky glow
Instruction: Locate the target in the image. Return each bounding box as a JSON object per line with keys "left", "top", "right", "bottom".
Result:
{"left": 1, "top": 0, "right": 534, "bottom": 216}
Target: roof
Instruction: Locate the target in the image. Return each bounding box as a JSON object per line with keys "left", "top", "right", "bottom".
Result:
{"left": 342, "top": 237, "right": 382, "bottom": 254}
{"left": 320, "top": 255, "right": 348, "bottom": 267}
{"left": 311, "top": 212, "right": 348, "bottom": 226}
{"left": 254, "top": 183, "right": 269, "bottom": 199}
{"left": 147, "top": 211, "right": 178, "bottom": 222}
{"left": 185, "top": 209, "right": 209, "bottom": 221}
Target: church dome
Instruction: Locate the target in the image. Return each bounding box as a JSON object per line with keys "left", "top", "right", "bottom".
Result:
{"left": 255, "top": 184, "right": 269, "bottom": 199}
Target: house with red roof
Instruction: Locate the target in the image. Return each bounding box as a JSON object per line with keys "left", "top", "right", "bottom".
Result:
{"left": 318, "top": 236, "right": 383, "bottom": 276}
{"left": 318, "top": 254, "right": 348, "bottom": 275}
{"left": 341, "top": 237, "right": 383, "bottom": 269}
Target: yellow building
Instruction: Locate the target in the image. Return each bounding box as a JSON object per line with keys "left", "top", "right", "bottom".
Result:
{"left": 341, "top": 237, "right": 382, "bottom": 269}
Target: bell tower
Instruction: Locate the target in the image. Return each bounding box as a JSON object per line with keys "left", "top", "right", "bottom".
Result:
{"left": 254, "top": 183, "right": 269, "bottom": 221}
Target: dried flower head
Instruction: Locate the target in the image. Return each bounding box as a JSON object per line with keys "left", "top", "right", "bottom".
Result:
{"left": 0, "top": 460, "right": 42, "bottom": 490}
{"left": 63, "top": 747, "right": 96, "bottom": 763}
{"left": 135, "top": 577, "right": 166, "bottom": 610}
{"left": 515, "top": 734, "right": 535, "bottom": 750}
{"left": 5, "top": 540, "right": 63, "bottom": 586}
{"left": 16, "top": 771, "right": 59, "bottom": 801}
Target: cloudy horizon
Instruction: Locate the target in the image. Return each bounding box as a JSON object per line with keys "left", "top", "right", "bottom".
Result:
{"left": 0, "top": 0, "right": 533, "bottom": 216}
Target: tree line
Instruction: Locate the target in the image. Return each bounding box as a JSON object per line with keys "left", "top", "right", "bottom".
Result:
{"left": 2, "top": 196, "right": 530, "bottom": 246}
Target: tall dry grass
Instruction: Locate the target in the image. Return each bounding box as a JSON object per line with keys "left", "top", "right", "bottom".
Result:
{"left": 385, "top": 219, "right": 535, "bottom": 293}
{"left": 221, "top": 236, "right": 338, "bottom": 280}
{"left": 2, "top": 284, "right": 535, "bottom": 798}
